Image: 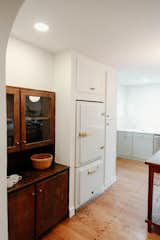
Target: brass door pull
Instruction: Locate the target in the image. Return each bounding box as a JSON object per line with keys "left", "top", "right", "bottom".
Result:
{"left": 88, "top": 169, "right": 96, "bottom": 175}
{"left": 79, "top": 132, "right": 88, "bottom": 137}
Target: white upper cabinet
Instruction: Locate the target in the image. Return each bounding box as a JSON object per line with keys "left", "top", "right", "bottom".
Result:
{"left": 105, "top": 68, "right": 117, "bottom": 120}
{"left": 76, "top": 55, "right": 105, "bottom": 98}
{"left": 76, "top": 101, "right": 105, "bottom": 167}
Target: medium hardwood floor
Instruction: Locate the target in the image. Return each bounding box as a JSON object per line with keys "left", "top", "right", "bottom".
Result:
{"left": 43, "top": 158, "right": 160, "bottom": 240}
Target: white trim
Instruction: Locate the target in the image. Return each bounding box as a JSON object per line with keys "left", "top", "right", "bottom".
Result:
{"left": 104, "top": 175, "right": 117, "bottom": 191}
{"left": 117, "top": 154, "right": 146, "bottom": 162}
{"left": 69, "top": 206, "right": 75, "bottom": 217}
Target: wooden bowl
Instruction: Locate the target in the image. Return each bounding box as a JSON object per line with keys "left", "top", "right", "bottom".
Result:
{"left": 31, "top": 153, "right": 53, "bottom": 170}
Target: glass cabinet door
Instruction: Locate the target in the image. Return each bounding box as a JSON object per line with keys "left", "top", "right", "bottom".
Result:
{"left": 21, "top": 89, "right": 55, "bottom": 150}
{"left": 6, "top": 87, "right": 20, "bottom": 153}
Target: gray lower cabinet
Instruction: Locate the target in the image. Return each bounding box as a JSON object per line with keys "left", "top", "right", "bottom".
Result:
{"left": 117, "top": 131, "right": 154, "bottom": 160}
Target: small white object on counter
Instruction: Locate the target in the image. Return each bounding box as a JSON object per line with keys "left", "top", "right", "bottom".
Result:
{"left": 7, "top": 174, "right": 22, "bottom": 188}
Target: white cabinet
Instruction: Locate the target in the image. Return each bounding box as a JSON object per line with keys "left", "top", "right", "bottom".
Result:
{"left": 52, "top": 51, "right": 116, "bottom": 214}
{"left": 105, "top": 119, "right": 117, "bottom": 187}
{"left": 117, "top": 131, "right": 154, "bottom": 160}
{"left": 76, "top": 55, "right": 105, "bottom": 97}
{"left": 117, "top": 131, "right": 133, "bottom": 156}
{"left": 75, "top": 160, "right": 103, "bottom": 208}
{"left": 76, "top": 101, "right": 105, "bottom": 167}
{"left": 105, "top": 67, "right": 117, "bottom": 120}
{"left": 133, "top": 133, "right": 153, "bottom": 159}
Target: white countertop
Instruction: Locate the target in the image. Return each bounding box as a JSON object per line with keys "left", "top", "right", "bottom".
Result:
{"left": 117, "top": 129, "right": 160, "bottom": 135}
{"left": 146, "top": 151, "right": 160, "bottom": 165}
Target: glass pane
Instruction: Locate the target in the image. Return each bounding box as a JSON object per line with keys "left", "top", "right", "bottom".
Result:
{"left": 26, "top": 96, "right": 51, "bottom": 143}
{"left": 152, "top": 173, "right": 160, "bottom": 224}
{"left": 7, "top": 94, "right": 14, "bottom": 147}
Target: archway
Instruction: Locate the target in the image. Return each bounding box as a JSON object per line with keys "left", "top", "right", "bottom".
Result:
{"left": 0, "top": 1, "right": 25, "bottom": 239}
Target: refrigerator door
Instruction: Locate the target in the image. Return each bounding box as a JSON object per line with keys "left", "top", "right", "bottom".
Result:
{"left": 76, "top": 101, "right": 105, "bottom": 167}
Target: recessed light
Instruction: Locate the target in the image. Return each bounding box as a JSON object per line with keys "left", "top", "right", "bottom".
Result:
{"left": 34, "top": 22, "right": 50, "bottom": 32}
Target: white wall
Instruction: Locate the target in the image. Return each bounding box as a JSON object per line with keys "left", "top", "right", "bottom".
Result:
{"left": 117, "top": 85, "right": 127, "bottom": 130}
{"left": 52, "top": 52, "right": 75, "bottom": 217}
{"left": 0, "top": 1, "right": 24, "bottom": 240}
{"left": 6, "top": 37, "right": 54, "bottom": 90}
{"left": 117, "top": 84, "right": 160, "bottom": 132}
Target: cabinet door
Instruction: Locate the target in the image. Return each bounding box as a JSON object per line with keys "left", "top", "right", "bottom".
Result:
{"left": 36, "top": 171, "right": 69, "bottom": 238}
{"left": 105, "top": 68, "right": 117, "bottom": 120}
{"left": 76, "top": 101, "right": 105, "bottom": 167}
{"left": 105, "top": 119, "right": 116, "bottom": 186}
{"left": 76, "top": 55, "right": 105, "bottom": 96}
{"left": 8, "top": 186, "right": 35, "bottom": 240}
{"left": 117, "top": 131, "right": 133, "bottom": 156}
{"left": 133, "top": 133, "right": 153, "bottom": 159}
{"left": 21, "top": 89, "right": 55, "bottom": 150}
{"left": 6, "top": 86, "right": 20, "bottom": 153}
{"left": 76, "top": 160, "right": 103, "bottom": 208}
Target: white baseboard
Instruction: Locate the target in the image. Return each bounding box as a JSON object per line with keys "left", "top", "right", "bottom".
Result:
{"left": 117, "top": 155, "right": 146, "bottom": 162}
{"left": 69, "top": 206, "right": 75, "bottom": 217}
{"left": 104, "top": 175, "right": 117, "bottom": 191}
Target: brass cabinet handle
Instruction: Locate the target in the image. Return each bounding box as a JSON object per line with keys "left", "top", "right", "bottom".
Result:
{"left": 79, "top": 132, "right": 88, "bottom": 137}
{"left": 16, "top": 142, "right": 20, "bottom": 145}
{"left": 88, "top": 170, "right": 96, "bottom": 175}
{"left": 39, "top": 189, "right": 43, "bottom": 193}
{"left": 32, "top": 192, "right": 36, "bottom": 196}
{"left": 22, "top": 140, "right": 26, "bottom": 144}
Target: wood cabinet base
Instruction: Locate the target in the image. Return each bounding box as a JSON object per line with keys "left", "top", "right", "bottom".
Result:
{"left": 8, "top": 165, "right": 69, "bottom": 240}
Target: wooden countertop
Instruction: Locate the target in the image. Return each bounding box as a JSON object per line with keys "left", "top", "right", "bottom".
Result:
{"left": 145, "top": 151, "right": 160, "bottom": 166}
{"left": 8, "top": 163, "right": 69, "bottom": 194}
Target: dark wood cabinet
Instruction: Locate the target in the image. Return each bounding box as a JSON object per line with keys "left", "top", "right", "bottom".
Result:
{"left": 36, "top": 171, "right": 69, "bottom": 237}
{"left": 21, "top": 88, "right": 55, "bottom": 150}
{"left": 8, "top": 186, "right": 35, "bottom": 240}
{"left": 6, "top": 86, "right": 55, "bottom": 152}
{"left": 6, "top": 87, "right": 20, "bottom": 153}
{"left": 8, "top": 166, "right": 69, "bottom": 240}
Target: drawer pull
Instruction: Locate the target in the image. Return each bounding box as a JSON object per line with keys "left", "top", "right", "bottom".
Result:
{"left": 79, "top": 132, "right": 88, "bottom": 137}
{"left": 39, "top": 189, "right": 43, "bottom": 193}
{"left": 90, "top": 87, "right": 95, "bottom": 90}
{"left": 32, "top": 192, "right": 35, "bottom": 196}
{"left": 100, "top": 146, "right": 104, "bottom": 149}
{"left": 88, "top": 170, "right": 96, "bottom": 175}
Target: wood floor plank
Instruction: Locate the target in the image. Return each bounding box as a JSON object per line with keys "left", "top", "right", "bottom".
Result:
{"left": 42, "top": 158, "right": 160, "bottom": 240}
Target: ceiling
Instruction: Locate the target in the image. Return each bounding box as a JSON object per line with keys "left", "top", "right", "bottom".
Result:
{"left": 12, "top": 0, "right": 160, "bottom": 67}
